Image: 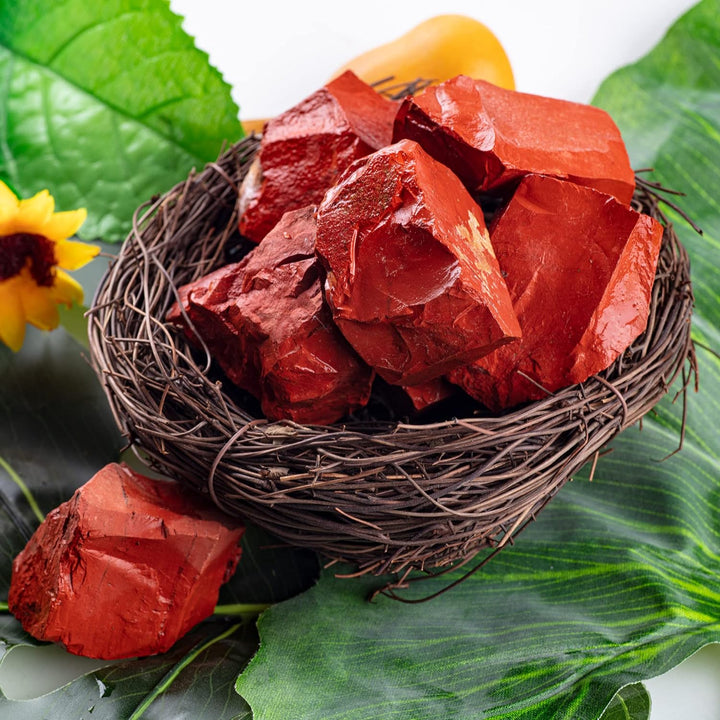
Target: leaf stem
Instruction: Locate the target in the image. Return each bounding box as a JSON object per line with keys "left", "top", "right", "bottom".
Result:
{"left": 0, "top": 455, "right": 45, "bottom": 524}
{"left": 127, "top": 623, "right": 242, "bottom": 720}
{"left": 213, "top": 603, "right": 271, "bottom": 616}
{"left": 0, "top": 602, "right": 8, "bottom": 612}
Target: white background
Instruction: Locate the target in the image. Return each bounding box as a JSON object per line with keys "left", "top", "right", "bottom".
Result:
{"left": 2, "top": 1, "right": 719, "bottom": 716}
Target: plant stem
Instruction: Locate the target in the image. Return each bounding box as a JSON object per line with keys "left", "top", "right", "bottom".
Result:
{"left": 0, "top": 602, "right": 8, "bottom": 612}
{"left": 213, "top": 603, "right": 271, "bottom": 616}
{"left": 0, "top": 455, "right": 45, "bottom": 524}
{"left": 128, "top": 623, "right": 242, "bottom": 720}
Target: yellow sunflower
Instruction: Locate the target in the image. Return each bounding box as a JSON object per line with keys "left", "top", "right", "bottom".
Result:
{"left": 0, "top": 181, "right": 98, "bottom": 352}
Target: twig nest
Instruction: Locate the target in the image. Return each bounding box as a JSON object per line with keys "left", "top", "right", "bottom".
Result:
{"left": 88, "top": 136, "right": 694, "bottom": 577}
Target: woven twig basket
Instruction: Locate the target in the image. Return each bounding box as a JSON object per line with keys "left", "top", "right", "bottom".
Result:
{"left": 88, "top": 135, "right": 695, "bottom": 577}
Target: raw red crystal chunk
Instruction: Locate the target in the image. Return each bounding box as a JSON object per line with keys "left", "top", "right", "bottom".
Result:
{"left": 448, "top": 174, "right": 664, "bottom": 410}
{"left": 316, "top": 138, "right": 521, "bottom": 386}
{"left": 393, "top": 75, "right": 635, "bottom": 203}
{"left": 402, "top": 377, "right": 455, "bottom": 411}
{"left": 9, "top": 463, "right": 244, "bottom": 660}
{"left": 168, "top": 206, "right": 373, "bottom": 425}
{"left": 238, "top": 70, "right": 399, "bottom": 242}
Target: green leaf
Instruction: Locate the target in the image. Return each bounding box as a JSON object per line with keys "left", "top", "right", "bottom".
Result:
{"left": 0, "top": 621, "right": 254, "bottom": 719}
{"left": 236, "top": 404, "right": 720, "bottom": 719}
{"left": 593, "top": 0, "right": 720, "bottom": 350}
{"left": 235, "top": 2, "right": 720, "bottom": 718}
{"left": 599, "top": 685, "right": 650, "bottom": 720}
{"left": 0, "top": 0, "right": 242, "bottom": 241}
{"left": 220, "top": 524, "right": 320, "bottom": 607}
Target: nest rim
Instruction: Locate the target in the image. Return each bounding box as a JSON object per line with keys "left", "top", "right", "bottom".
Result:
{"left": 87, "top": 135, "right": 695, "bottom": 578}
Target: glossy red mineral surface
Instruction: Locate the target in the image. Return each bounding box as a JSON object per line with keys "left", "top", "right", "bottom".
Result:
{"left": 9, "top": 463, "right": 244, "bottom": 660}
{"left": 315, "top": 138, "right": 521, "bottom": 386}
{"left": 168, "top": 206, "right": 373, "bottom": 424}
{"left": 393, "top": 75, "right": 635, "bottom": 203}
{"left": 448, "top": 174, "right": 664, "bottom": 411}
{"left": 403, "top": 378, "right": 455, "bottom": 412}
{"left": 238, "top": 70, "right": 399, "bottom": 242}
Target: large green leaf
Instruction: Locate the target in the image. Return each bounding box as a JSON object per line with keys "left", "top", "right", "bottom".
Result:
{"left": 235, "top": 2, "right": 720, "bottom": 718}
{"left": 600, "top": 685, "right": 651, "bottom": 720}
{"left": 0, "top": 0, "right": 243, "bottom": 241}
{"left": 0, "top": 621, "right": 254, "bottom": 719}
{"left": 236, "top": 405, "right": 720, "bottom": 720}
{"left": 592, "top": 0, "right": 720, "bottom": 350}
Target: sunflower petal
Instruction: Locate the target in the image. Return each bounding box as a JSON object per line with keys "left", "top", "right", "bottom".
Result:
{"left": 21, "top": 281, "right": 60, "bottom": 332}
{"left": 54, "top": 238, "right": 99, "bottom": 270}
{"left": 0, "top": 180, "right": 19, "bottom": 216}
{"left": 13, "top": 190, "right": 55, "bottom": 234}
{"left": 0, "top": 278, "right": 27, "bottom": 351}
{"left": 51, "top": 268, "right": 84, "bottom": 307}
{"left": 42, "top": 208, "right": 88, "bottom": 242}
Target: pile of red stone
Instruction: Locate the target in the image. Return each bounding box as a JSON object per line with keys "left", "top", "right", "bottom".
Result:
{"left": 168, "top": 71, "right": 663, "bottom": 423}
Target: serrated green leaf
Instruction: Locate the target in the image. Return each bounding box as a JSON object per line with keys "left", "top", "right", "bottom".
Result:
{"left": 0, "top": 0, "right": 243, "bottom": 241}
{"left": 235, "top": 2, "right": 720, "bottom": 718}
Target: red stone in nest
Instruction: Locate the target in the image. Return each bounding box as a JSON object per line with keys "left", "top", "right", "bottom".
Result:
{"left": 8, "top": 463, "right": 244, "bottom": 660}
{"left": 448, "top": 174, "right": 664, "bottom": 411}
{"left": 393, "top": 75, "right": 635, "bottom": 204}
{"left": 238, "top": 70, "right": 399, "bottom": 243}
{"left": 402, "top": 377, "right": 455, "bottom": 412}
{"left": 315, "top": 138, "right": 521, "bottom": 386}
{"left": 167, "top": 206, "right": 373, "bottom": 425}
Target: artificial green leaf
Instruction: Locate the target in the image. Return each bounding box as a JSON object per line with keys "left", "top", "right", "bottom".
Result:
{"left": 0, "top": 0, "right": 243, "bottom": 241}
{"left": 0, "top": 620, "right": 254, "bottom": 719}
{"left": 220, "top": 524, "right": 320, "bottom": 607}
{"left": 599, "top": 684, "right": 650, "bottom": 720}
{"left": 236, "top": 2, "right": 720, "bottom": 718}
{"left": 237, "top": 399, "right": 720, "bottom": 719}
{"left": 592, "top": 0, "right": 720, "bottom": 351}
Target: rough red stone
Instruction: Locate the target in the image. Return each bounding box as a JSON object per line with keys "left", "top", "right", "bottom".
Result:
{"left": 448, "top": 174, "right": 664, "bottom": 410}
{"left": 315, "top": 139, "right": 521, "bottom": 386}
{"left": 238, "top": 70, "right": 399, "bottom": 243}
{"left": 403, "top": 377, "right": 455, "bottom": 411}
{"left": 9, "top": 463, "right": 244, "bottom": 660}
{"left": 168, "top": 206, "right": 373, "bottom": 425}
{"left": 393, "top": 75, "right": 635, "bottom": 204}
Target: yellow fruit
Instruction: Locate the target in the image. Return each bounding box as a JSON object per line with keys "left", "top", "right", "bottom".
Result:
{"left": 241, "top": 16, "right": 514, "bottom": 134}
{"left": 242, "top": 118, "right": 268, "bottom": 136}
{"left": 332, "top": 14, "right": 514, "bottom": 90}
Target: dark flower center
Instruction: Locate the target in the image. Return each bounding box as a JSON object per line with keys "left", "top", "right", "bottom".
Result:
{"left": 0, "top": 233, "right": 56, "bottom": 286}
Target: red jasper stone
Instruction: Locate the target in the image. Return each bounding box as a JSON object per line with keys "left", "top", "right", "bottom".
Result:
{"left": 9, "top": 463, "right": 244, "bottom": 660}
{"left": 448, "top": 174, "right": 664, "bottom": 411}
{"left": 315, "top": 139, "right": 521, "bottom": 386}
{"left": 403, "top": 377, "right": 455, "bottom": 412}
{"left": 239, "top": 70, "right": 399, "bottom": 243}
{"left": 168, "top": 206, "right": 373, "bottom": 425}
{"left": 393, "top": 75, "right": 635, "bottom": 204}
